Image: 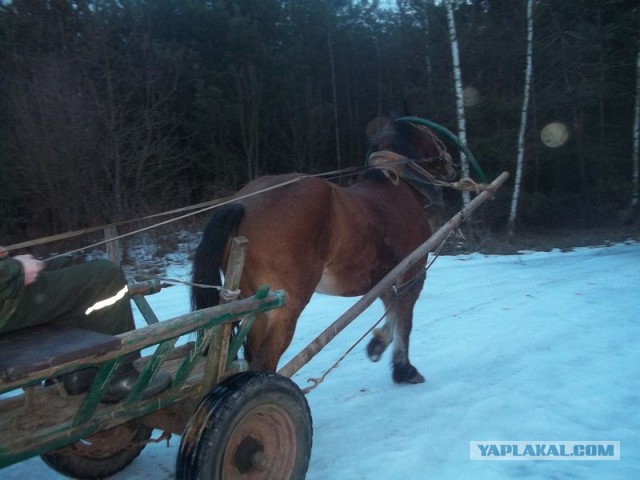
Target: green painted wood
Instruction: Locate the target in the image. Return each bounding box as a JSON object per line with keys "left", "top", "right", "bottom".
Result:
{"left": 0, "top": 288, "right": 287, "bottom": 469}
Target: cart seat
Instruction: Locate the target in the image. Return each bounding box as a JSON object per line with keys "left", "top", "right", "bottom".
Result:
{"left": 0, "top": 324, "right": 122, "bottom": 383}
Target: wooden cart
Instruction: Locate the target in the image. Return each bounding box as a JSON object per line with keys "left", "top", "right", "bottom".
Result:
{"left": 0, "top": 238, "right": 312, "bottom": 479}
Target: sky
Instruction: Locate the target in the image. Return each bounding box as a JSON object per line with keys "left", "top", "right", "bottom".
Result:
{"left": 2, "top": 240, "right": 639, "bottom": 479}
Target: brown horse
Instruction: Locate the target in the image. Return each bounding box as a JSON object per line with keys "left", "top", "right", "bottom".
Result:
{"left": 191, "top": 117, "right": 457, "bottom": 384}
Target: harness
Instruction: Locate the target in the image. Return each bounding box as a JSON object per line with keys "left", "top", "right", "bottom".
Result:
{"left": 368, "top": 149, "right": 493, "bottom": 207}
{"left": 368, "top": 150, "right": 449, "bottom": 206}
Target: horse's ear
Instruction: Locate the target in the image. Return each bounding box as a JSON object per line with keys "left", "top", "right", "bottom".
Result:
{"left": 365, "top": 116, "right": 390, "bottom": 142}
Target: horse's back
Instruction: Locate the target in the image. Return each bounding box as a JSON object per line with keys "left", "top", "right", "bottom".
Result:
{"left": 232, "top": 173, "right": 430, "bottom": 297}
{"left": 233, "top": 174, "right": 336, "bottom": 299}
{"left": 236, "top": 174, "right": 335, "bottom": 232}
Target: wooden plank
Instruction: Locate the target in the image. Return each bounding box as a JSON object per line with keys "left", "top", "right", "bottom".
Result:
{"left": 132, "top": 295, "right": 160, "bottom": 325}
{"left": 0, "top": 326, "right": 122, "bottom": 382}
{"left": 0, "top": 377, "right": 204, "bottom": 468}
{"left": 202, "top": 236, "right": 248, "bottom": 391}
{"left": 129, "top": 278, "right": 162, "bottom": 325}
{"left": 277, "top": 171, "right": 510, "bottom": 379}
{"left": 104, "top": 224, "right": 121, "bottom": 264}
{"left": 0, "top": 290, "right": 286, "bottom": 392}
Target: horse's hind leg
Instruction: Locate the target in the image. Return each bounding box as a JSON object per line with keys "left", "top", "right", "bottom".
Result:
{"left": 389, "top": 273, "right": 426, "bottom": 384}
{"left": 244, "top": 293, "right": 313, "bottom": 373}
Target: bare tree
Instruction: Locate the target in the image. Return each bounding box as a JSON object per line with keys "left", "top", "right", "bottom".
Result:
{"left": 444, "top": 0, "right": 470, "bottom": 205}
{"left": 234, "top": 64, "right": 264, "bottom": 181}
{"left": 508, "top": 0, "right": 535, "bottom": 235}
{"left": 81, "top": 30, "right": 187, "bottom": 220}
{"left": 328, "top": 28, "right": 342, "bottom": 170}
{"left": 5, "top": 55, "right": 103, "bottom": 233}
{"left": 421, "top": 2, "right": 434, "bottom": 101}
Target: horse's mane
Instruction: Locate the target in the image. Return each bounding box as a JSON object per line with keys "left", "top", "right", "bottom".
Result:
{"left": 372, "top": 121, "right": 417, "bottom": 159}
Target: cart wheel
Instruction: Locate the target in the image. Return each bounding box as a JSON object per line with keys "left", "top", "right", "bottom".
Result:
{"left": 176, "top": 371, "right": 313, "bottom": 480}
{"left": 41, "top": 421, "right": 152, "bottom": 479}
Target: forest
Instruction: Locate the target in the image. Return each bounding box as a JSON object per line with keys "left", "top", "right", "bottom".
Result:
{"left": 1, "top": 0, "right": 638, "bottom": 244}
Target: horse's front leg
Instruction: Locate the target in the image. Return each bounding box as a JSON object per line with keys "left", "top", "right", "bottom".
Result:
{"left": 366, "top": 291, "right": 396, "bottom": 362}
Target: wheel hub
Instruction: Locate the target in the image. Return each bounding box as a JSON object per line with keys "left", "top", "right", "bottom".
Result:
{"left": 232, "top": 436, "right": 266, "bottom": 473}
{"left": 223, "top": 404, "right": 297, "bottom": 478}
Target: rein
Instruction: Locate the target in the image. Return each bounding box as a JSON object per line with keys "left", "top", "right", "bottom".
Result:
{"left": 39, "top": 176, "right": 308, "bottom": 262}
{"left": 16, "top": 159, "right": 483, "bottom": 262}
{"left": 10, "top": 167, "right": 366, "bottom": 261}
{"left": 8, "top": 115, "right": 487, "bottom": 260}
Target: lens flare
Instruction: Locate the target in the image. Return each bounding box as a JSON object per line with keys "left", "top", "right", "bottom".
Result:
{"left": 541, "top": 122, "right": 569, "bottom": 148}
{"left": 463, "top": 87, "right": 481, "bottom": 107}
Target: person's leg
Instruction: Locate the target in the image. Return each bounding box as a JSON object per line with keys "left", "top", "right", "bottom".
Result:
{"left": 3, "top": 259, "right": 134, "bottom": 335}
{"left": 2, "top": 258, "right": 170, "bottom": 401}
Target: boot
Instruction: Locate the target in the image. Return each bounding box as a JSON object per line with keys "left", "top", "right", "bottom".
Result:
{"left": 101, "top": 357, "right": 172, "bottom": 404}
{"left": 61, "top": 367, "right": 98, "bottom": 395}
{"left": 62, "top": 354, "right": 171, "bottom": 403}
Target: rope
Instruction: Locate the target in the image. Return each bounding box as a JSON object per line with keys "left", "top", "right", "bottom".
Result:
{"left": 42, "top": 175, "right": 311, "bottom": 261}
{"left": 35, "top": 161, "right": 476, "bottom": 262}
{"left": 8, "top": 128, "right": 483, "bottom": 262}
{"left": 8, "top": 117, "right": 483, "bottom": 258}
{"left": 302, "top": 302, "right": 394, "bottom": 394}
{"left": 15, "top": 167, "right": 369, "bottom": 261}
{"left": 142, "top": 276, "right": 220, "bottom": 289}
{"left": 137, "top": 275, "right": 241, "bottom": 300}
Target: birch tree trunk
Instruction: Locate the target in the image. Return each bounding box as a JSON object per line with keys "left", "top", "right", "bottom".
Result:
{"left": 508, "top": 0, "right": 535, "bottom": 235}
{"left": 421, "top": 1, "right": 433, "bottom": 106}
{"left": 631, "top": 26, "right": 640, "bottom": 211}
{"left": 445, "top": 0, "right": 470, "bottom": 206}
{"left": 328, "top": 29, "right": 342, "bottom": 170}
{"left": 618, "top": 11, "right": 639, "bottom": 225}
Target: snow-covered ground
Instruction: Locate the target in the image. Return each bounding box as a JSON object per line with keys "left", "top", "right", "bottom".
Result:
{"left": 3, "top": 241, "right": 639, "bottom": 479}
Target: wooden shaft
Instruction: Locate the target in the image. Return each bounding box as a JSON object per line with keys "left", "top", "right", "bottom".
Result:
{"left": 127, "top": 279, "right": 162, "bottom": 296}
{"left": 278, "top": 171, "right": 510, "bottom": 379}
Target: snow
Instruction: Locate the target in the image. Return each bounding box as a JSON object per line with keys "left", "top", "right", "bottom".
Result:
{"left": 2, "top": 241, "right": 639, "bottom": 479}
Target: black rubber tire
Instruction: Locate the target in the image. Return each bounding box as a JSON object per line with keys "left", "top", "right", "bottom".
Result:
{"left": 176, "top": 371, "right": 313, "bottom": 480}
{"left": 40, "top": 421, "right": 152, "bottom": 479}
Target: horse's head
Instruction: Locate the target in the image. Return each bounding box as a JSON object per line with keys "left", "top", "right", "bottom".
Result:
{"left": 369, "top": 117, "right": 457, "bottom": 182}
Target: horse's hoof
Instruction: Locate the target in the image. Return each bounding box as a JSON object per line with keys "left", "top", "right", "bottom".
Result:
{"left": 392, "top": 364, "right": 425, "bottom": 384}
{"left": 366, "top": 337, "right": 385, "bottom": 362}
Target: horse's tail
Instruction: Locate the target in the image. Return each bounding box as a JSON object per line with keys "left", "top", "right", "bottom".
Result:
{"left": 191, "top": 203, "right": 245, "bottom": 311}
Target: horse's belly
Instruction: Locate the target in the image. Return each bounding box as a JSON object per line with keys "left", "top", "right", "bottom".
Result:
{"left": 316, "top": 271, "right": 341, "bottom": 295}
{"left": 315, "top": 269, "right": 371, "bottom": 297}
